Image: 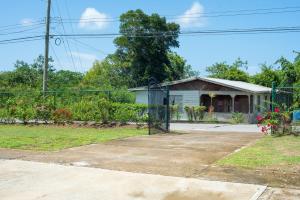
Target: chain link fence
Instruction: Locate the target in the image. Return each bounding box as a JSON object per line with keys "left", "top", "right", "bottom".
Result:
{"left": 148, "top": 78, "right": 170, "bottom": 134}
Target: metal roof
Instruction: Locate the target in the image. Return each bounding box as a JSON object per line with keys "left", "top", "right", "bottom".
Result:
{"left": 129, "top": 77, "right": 271, "bottom": 93}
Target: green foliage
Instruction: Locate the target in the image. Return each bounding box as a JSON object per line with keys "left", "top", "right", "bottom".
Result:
{"left": 112, "top": 103, "right": 147, "bottom": 124}
{"left": 96, "top": 98, "right": 111, "bottom": 124}
{"left": 206, "top": 58, "right": 250, "bottom": 82}
{"left": 170, "top": 104, "right": 181, "bottom": 120}
{"left": 70, "top": 99, "right": 97, "bottom": 122}
{"left": 14, "top": 97, "right": 35, "bottom": 124}
{"left": 193, "top": 106, "right": 206, "bottom": 121}
{"left": 251, "top": 64, "right": 281, "bottom": 87}
{"left": 114, "top": 9, "right": 181, "bottom": 86}
{"left": 231, "top": 112, "right": 245, "bottom": 124}
{"left": 167, "top": 52, "right": 199, "bottom": 80}
{"left": 184, "top": 106, "right": 194, "bottom": 121}
{"left": 82, "top": 56, "right": 129, "bottom": 89}
{"left": 34, "top": 97, "right": 55, "bottom": 123}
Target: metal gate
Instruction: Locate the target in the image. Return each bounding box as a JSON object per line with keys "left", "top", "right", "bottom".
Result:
{"left": 271, "top": 83, "right": 300, "bottom": 135}
{"left": 271, "top": 83, "right": 295, "bottom": 111}
{"left": 148, "top": 77, "right": 170, "bottom": 135}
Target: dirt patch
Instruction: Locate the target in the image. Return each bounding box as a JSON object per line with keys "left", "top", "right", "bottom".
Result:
{"left": 163, "top": 190, "right": 226, "bottom": 200}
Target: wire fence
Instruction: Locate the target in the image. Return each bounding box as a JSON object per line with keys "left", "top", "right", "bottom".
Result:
{"left": 148, "top": 78, "right": 170, "bottom": 135}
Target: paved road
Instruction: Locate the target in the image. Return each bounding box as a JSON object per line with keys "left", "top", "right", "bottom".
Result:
{"left": 0, "top": 159, "right": 266, "bottom": 200}
{"left": 171, "top": 123, "right": 260, "bottom": 133}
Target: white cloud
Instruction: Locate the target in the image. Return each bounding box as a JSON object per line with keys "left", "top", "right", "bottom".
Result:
{"left": 176, "top": 2, "right": 206, "bottom": 28}
{"left": 20, "top": 18, "right": 34, "bottom": 26}
{"left": 78, "top": 8, "right": 109, "bottom": 30}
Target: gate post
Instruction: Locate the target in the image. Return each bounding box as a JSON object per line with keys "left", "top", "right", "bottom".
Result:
{"left": 271, "top": 82, "right": 276, "bottom": 112}
{"left": 166, "top": 85, "right": 170, "bottom": 132}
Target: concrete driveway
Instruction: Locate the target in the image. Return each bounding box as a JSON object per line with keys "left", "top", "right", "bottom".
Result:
{"left": 0, "top": 131, "right": 261, "bottom": 178}
{"left": 0, "top": 159, "right": 266, "bottom": 200}
{"left": 171, "top": 123, "right": 260, "bottom": 133}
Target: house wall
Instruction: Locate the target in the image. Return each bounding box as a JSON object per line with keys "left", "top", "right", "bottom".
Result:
{"left": 135, "top": 90, "right": 148, "bottom": 104}
{"left": 134, "top": 89, "right": 271, "bottom": 123}
{"left": 170, "top": 90, "right": 199, "bottom": 120}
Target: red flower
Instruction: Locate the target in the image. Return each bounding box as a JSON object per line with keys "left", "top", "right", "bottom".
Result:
{"left": 274, "top": 107, "right": 280, "bottom": 113}
{"left": 256, "top": 115, "right": 263, "bottom": 122}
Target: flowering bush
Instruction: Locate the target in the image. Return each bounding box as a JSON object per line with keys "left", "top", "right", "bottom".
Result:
{"left": 256, "top": 107, "right": 291, "bottom": 135}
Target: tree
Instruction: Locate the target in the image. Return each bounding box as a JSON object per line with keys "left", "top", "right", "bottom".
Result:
{"left": 275, "top": 57, "right": 296, "bottom": 86}
{"left": 251, "top": 64, "right": 281, "bottom": 87}
{"left": 167, "top": 52, "right": 199, "bottom": 80}
{"left": 113, "top": 9, "right": 180, "bottom": 87}
{"left": 82, "top": 55, "right": 129, "bottom": 89}
{"left": 50, "top": 70, "right": 83, "bottom": 90}
{"left": 206, "top": 58, "right": 250, "bottom": 82}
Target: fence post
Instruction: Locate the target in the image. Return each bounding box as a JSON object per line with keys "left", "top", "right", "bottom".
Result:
{"left": 166, "top": 85, "right": 170, "bottom": 132}
{"left": 271, "top": 82, "right": 276, "bottom": 112}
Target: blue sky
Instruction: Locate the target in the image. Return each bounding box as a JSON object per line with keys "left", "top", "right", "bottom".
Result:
{"left": 0, "top": 0, "right": 300, "bottom": 75}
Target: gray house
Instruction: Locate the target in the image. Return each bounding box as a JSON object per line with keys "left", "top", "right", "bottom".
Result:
{"left": 129, "top": 77, "right": 271, "bottom": 123}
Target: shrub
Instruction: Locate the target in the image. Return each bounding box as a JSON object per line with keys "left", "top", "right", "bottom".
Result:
{"left": 112, "top": 103, "right": 147, "bottom": 124}
{"left": 193, "top": 106, "right": 206, "bottom": 121}
{"left": 184, "top": 106, "right": 194, "bottom": 121}
{"left": 34, "top": 97, "right": 55, "bottom": 123}
{"left": 256, "top": 106, "right": 291, "bottom": 136}
{"left": 15, "top": 98, "right": 35, "bottom": 124}
{"left": 52, "top": 108, "right": 72, "bottom": 124}
{"left": 170, "top": 105, "right": 181, "bottom": 120}
{"left": 35, "top": 105, "right": 53, "bottom": 123}
{"left": 70, "top": 100, "right": 96, "bottom": 122}
{"left": 96, "top": 98, "right": 112, "bottom": 123}
{"left": 0, "top": 109, "right": 8, "bottom": 123}
{"left": 231, "top": 112, "right": 245, "bottom": 124}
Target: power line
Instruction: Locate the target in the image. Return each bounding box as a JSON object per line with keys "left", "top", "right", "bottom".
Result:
{"left": 63, "top": 0, "right": 83, "bottom": 70}
{"left": 68, "top": 37, "right": 108, "bottom": 55}
{"left": 1, "top": 25, "right": 300, "bottom": 45}
{"left": 53, "top": 6, "right": 300, "bottom": 23}
{"left": 53, "top": 0, "right": 77, "bottom": 72}
{"left": 0, "top": 24, "right": 44, "bottom": 36}
{"left": 50, "top": 42, "right": 63, "bottom": 68}
{"left": 0, "top": 38, "right": 44, "bottom": 45}
{"left": 0, "top": 21, "right": 45, "bottom": 32}
{"left": 0, "top": 35, "right": 44, "bottom": 44}
{"left": 49, "top": 26, "right": 300, "bottom": 38}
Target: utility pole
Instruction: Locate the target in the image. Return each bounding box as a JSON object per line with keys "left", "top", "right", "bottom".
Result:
{"left": 43, "top": 0, "right": 51, "bottom": 94}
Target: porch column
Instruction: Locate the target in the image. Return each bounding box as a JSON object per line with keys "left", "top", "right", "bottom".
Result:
{"left": 248, "top": 95, "right": 251, "bottom": 114}
{"left": 231, "top": 94, "right": 235, "bottom": 113}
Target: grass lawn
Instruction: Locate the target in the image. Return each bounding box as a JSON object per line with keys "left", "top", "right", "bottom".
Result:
{"left": 217, "top": 135, "right": 300, "bottom": 169}
{"left": 0, "top": 125, "right": 147, "bottom": 151}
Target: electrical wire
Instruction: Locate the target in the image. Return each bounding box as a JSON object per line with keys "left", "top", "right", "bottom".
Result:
{"left": 1, "top": 25, "right": 300, "bottom": 45}
{"left": 54, "top": 6, "right": 300, "bottom": 24}
{"left": 52, "top": 0, "right": 77, "bottom": 72}
{"left": 63, "top": 0, "right": 83, "bottom": 70}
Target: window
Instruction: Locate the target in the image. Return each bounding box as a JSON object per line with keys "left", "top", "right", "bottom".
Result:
{"left": 169, "top": 95, "right": 183, "bottom": 112}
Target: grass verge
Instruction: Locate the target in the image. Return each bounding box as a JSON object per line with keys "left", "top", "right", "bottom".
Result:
{"left": 0, "top": 125, "right": 147, "bottom": 151}
{"left": 217, "top": 135, "right": 300, "bottom": 169}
